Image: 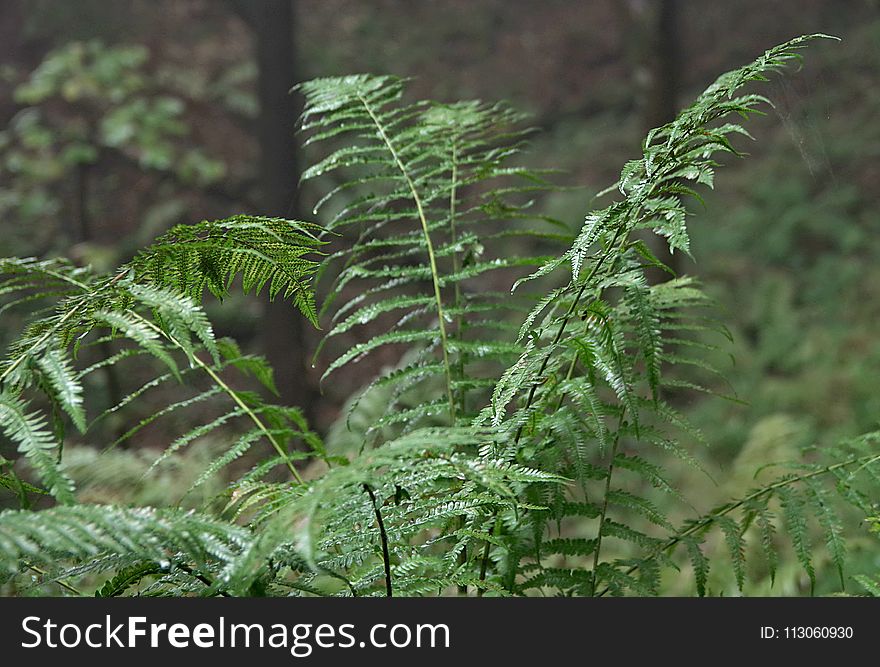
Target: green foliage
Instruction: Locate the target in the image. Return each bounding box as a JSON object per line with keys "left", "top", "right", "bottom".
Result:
{"left": 130, "top": 215, "right": 325, "bottom": 325}
{"left": 0, "top": 215, "right": 323, "bottom": 509}
{"left": 0, "top": 40, "right": 226, "bottom": 258}
{"left": 10, "top": 39, "right": 220, "bottom": 177}
{"left": 299, "top": 73, "right": 560, "bottom": 435}
{"left": 2, "top": 34, "right": 878, "bottom": 598}
{"left": 684, "top": 21, "right": 880, "bottom": 464}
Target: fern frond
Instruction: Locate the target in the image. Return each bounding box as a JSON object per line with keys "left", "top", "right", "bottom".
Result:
{"left": 95, "top": 561, "right": 164, "bottom": 597}
{"left": 36, "top": 346, "right": 86, "bottom": 433}
{"left": 0, "top": 505, "right": 251, "bottom": 593}
{"left": 0, "top": 390, "right": 74, "bottom": 503}
{"left": 300, "top": 74, "right": 558, "bottom": 437}
{"left": 594, "top": 439, "right": 880, "bottom": 597}
{"left": 478, "top": 34, "right": 838, "bottom": 597}
{"left": 130, "top": 215, "right": 324, "bottom": 326}
{"left": 0, "top": 213, "right": 324, "bottom": 501}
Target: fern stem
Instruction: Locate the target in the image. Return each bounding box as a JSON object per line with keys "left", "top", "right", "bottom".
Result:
{"left": 0, "top": 271, "right": 125, "bottom": 386}
{"left": 590, "top": 411, "right": 626, "bottom": 595}
{"left": 357, "top": 92, "right": 456, "bottom": 424}
{"left": 34, "top": 266, "right": 91, "bottom": 291}
{"left": 364, "top": 483, "right": 393, "bottom": 597}
{"left": 476, "top": 516, "right": 498, "bottom": 597}
{"left": 128, "top": 312, "right": 304, "bottom": 484}
{"left": 25, "top": 563, "right": 82, "bottom": 596}
{"left": 595, "top": 452, "right": 880, "bottom": 597}
{"left": 477, "top": 229, "right": 627, "bottom": 590}
{"left": 449, "top": 144, "right": 469, "bottom": 595}
{"left": 449, "top": 146, "right": 461, "bottom": 310}
{"left": 449, "top": 144, "right": 466, "bottom": 413}
{"left": 195, "top": 361, "right": 303, "bottom": 484}
{"left": 176, "top": 563, "right": 231, "bottom": 597}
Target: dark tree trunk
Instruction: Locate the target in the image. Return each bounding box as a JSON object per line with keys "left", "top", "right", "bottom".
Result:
{"left": 643, "top": 0, "right": 679, "bottom": 133}
{"left": 70, "top": 134, "right": 125, "bottom": 432}
{"left": 251, "top": 0, "right": 317, "bottom": 423}
{"left": 643, "top": 0, "right": 681, "bottom": 281}
{"left": 73, "top": 162, "right": 92, "bottom": 244}
{"left": 619, "top": 0, "right": 683, "bottom": 282}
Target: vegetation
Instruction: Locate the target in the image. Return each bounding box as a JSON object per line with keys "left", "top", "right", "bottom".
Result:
{"left": 0, "top": 34, "right": 876, "bottom": 598}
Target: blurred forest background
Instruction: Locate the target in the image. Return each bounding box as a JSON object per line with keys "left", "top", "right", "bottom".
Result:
{"left": 1, "top": 0, "right": 878, "bottom": 592}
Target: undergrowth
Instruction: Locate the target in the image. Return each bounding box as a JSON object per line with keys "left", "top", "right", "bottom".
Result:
{"left": 1, "top": 34, "right": 877, "bottom": 598}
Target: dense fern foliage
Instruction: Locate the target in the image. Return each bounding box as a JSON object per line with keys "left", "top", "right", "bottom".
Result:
{"left": 300, "top": 74, "right": 560, "bottom": 438}
{"left": 0, "top": 217, "right": 323, "bottom": 503}
{"left": 1, "top": 34, "right": 877, "bottom": 598}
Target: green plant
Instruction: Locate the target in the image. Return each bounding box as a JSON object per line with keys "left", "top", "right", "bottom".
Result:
{"left": 1, "top": 34, "right": 877, "bottom": 598}
{"left": 0, "top": 40, "right": 226, "bottom": 260}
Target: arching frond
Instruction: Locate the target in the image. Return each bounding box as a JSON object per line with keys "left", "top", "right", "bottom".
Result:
{"left": 0, "top": 215, "right": 323, "bottom": 500}
{"left": 300, "top": 74, "right": 560, "bottom": 435}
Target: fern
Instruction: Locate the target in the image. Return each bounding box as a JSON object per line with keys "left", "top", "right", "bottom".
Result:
{"left": 467, "top": 33, "right": 853, "bottom": 597}
{"left": 0, "top": 215, "right": 323, "bottom": 500}
{"left": 3, "top": 34, "right": 876, "bottom": 600}
{"left": 223, "top": 426, "right": 562, "bottom": 596}
{"left": 0, "top": 505, "right": 250, "bottom": 594}
{"left": 596, "top": 439, "right": 880, "bottom": 596}
{"left": 130, "top": 215, "right": 324, "bottom": 325}
{"left": 0, "top": 390, "right": 75, "bottom": 503}
{"left": 299, "top": 75, "right": 559, "bottom": 435}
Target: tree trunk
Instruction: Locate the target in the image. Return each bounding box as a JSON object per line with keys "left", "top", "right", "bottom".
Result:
{"left": 619, "top": 0, "right": 682, "bottom": 282}
{"left": 643, "top": 0, "right": 679, "bottom": 133}
{"left": 644, "top": 0, "right": 681, "bottom": 281}
{"left": 252, "top": 0, "right": 317, "bottom": 423}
